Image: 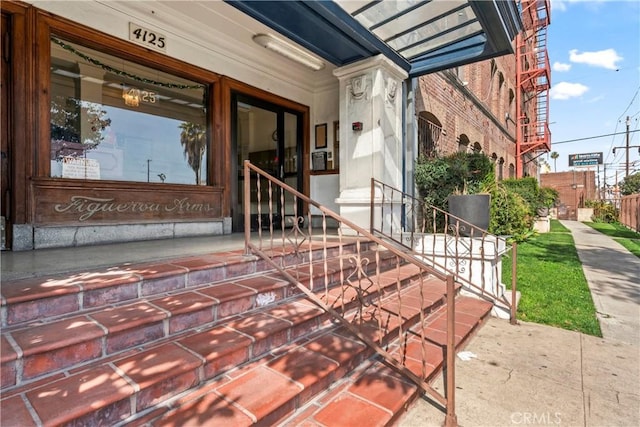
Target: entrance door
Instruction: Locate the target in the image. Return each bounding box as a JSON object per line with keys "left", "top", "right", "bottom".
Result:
{"left": 231, "top": 93, "right": 303, "bottom": 232}
{"left": 1, "top": 13, "right": 11, "bottom": 250}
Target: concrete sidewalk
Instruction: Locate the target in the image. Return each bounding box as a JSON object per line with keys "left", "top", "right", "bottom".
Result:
{"left": 560, "top": 220, "right": 640, "bottom": 343}
{"left": 399, "top": 221, "right": 640, "bottom": 427}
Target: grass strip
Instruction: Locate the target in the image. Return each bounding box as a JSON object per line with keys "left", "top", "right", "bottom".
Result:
{"left": 503, "top": 231, "right": 601, "bottom": 336}
{"left": 584, "top": 222, "right": 640, "bottom": 258}
{"left": 549, "top": 219, "right": 570, "bottom": 233}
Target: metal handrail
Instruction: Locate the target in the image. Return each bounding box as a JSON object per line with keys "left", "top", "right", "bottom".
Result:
{"left": 243, "top": 160, "right": 458, "bottom": 424}
{"left": 371, "top": 178, "right": 517, "bottom": 323}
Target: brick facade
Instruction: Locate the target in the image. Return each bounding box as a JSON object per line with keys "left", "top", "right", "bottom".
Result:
{"left": 415, "top": 56, "right": 538, "bottom": 179}
{"left": 541, "top": 171, "right": 597, "bottom": 220}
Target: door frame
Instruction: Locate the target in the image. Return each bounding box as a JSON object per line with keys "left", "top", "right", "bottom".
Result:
{"left": 221, "top": 77, "right": 309, "bottom": 232}
{"left": 1, "top": 3, "right": 30, "bottom": 250}
{"left": 231, "top": 92, "right": 305, "bottom": 232}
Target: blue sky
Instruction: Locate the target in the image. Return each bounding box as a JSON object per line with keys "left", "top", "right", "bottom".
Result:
{"left": 546, "top": 0, "right": 640, "bottom": 185}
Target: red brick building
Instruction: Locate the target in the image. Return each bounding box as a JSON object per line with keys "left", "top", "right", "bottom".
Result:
{"left": 415, "top": 55, "right": 539, "bottom": 180}
{"left": 541, "top": 171, "right": 597, "bottom": 220}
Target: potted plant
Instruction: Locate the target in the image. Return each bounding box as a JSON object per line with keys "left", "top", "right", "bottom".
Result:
{"left": 537, "top": 186, "right": 558, "bottom": 217}
{"left": 415, "top": 152, "right": 494, "bottom": 235}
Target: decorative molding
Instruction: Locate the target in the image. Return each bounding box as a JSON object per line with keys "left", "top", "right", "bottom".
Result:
{"left": 385, "top": 76, "right": 398, "bottom": 104}
{"left": 349, "top": 75, "right": 367, "bottom": 100}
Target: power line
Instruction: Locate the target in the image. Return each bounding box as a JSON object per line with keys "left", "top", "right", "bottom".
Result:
{"left": 618, "top": 86, "right": 640, "bottom": 119}
{"left": 605, "top": 86, "right": 640, "bottom": 162}
{"left": 553, "top": 129, "right": 640, "bottom": 145}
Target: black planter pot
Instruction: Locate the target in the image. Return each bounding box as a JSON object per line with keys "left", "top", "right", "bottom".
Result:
{"left": 537, "top": 207, "right": 550, "bottom": 217}
{"left": 447, "top": 194, "right": 491, "bottom": 236}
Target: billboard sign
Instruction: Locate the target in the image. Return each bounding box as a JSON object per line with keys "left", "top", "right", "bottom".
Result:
{"left": 568, "top": 152, "right": 603, "bottom": 167}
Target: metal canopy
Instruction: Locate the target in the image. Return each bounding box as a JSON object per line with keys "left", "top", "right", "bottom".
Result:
{"left": 226, "top": 0, "right": 522, "bottom": 77}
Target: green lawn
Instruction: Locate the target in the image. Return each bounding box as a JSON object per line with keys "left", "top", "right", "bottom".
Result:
{"left": 584, "top": 222, "right": 640, "bottom": 258}
{"left": 549, "top": 219, "right": 570, "bottom": 233}
{"left": 503, "top": 220, "right": 601, "bottom": 336}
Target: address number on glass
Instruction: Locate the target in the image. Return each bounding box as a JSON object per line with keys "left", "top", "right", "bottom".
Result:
{"left": 129, "top": 23, "right": 166, "bottom": 52}
{"left": 123, "top": 87, "right": 158, "bottom": 105}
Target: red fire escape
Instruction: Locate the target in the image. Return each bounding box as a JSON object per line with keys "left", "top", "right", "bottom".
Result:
{"left": 515, "top": 0, "right": 551, "bottom": 177}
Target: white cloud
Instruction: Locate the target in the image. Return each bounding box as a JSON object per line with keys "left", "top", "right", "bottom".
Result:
{"left": 551, "top": 0, "right": 567, "bottom": 12}
{"left": 551, "top": 0, "right": 609, "bottom": 13}
{"left": 553, "top": 62, "right": 571, "bottom": 72}
{"left": 550, "top": 82, "right": 589, "bottom": 100}
{"left": 569, "top": 49, "right": 623, "bottom": 70}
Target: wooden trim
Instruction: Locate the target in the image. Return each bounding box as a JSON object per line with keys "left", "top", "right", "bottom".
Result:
{"left": 38, "top": 12, "right": 220, "bottom": 84}
{"left": 1, "top": 2, "right": 31, "bottom": 225}
{"left": 220, "top": 76, "right": 311, "bottom": 214}
{"left": 4, "top": 2, "right": 315, "bottom": 230}
{"left": 35, "top": 11, "right": 51, "bottom": 178}
{"left": 309, "top": 169, "right": 339, "bottom": 176}
{"left": 31, "top": 177, "right": 223, "bottom": 225}
{"left": 221, "top": 76, "right": 309, "bottom": 112}
{"left": 35, "top": 10, "right": 222, "bottom": 179}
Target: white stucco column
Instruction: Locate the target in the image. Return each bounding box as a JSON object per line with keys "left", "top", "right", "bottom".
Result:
{"left": 333, "top": 55, "right": 408, "bottom": 232}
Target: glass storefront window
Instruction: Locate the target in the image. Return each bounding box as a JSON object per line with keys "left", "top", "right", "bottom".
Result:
{"left": 49, "top": 37, "right": 208, "bottom": 185}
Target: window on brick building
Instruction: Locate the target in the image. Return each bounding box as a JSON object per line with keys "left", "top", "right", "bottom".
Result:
{"left": 417, "top": 112, "right": 442, "bottom": 158}
{"left": 458, "top": 134, "right": 470, "bottom": 153}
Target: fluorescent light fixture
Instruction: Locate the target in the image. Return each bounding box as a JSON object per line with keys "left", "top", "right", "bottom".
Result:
{"left": 52, "top": 69, "right": 81, "bottom": 78}
{"left": 82, "top": 76, "right": 105, "bottom": 85}
{"left": 252, "top": 34, "right": 325, "bottom": 71}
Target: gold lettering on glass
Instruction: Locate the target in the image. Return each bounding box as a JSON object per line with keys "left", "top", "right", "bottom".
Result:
{"left": 53, "top": 195, "right": 215, "bottom": 221}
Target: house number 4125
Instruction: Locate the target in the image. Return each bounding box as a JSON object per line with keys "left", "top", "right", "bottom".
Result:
{"left": 129, "top": 23, "right": 166, "bottom": 52}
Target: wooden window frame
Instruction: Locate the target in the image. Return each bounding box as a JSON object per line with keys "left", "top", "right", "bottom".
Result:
{"left": 35, "top": 11, "right": 223, "bottom": 187}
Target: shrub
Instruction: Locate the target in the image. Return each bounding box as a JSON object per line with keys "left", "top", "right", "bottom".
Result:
{"left": 488, "top": 184, "right": 532, "bottom": 236}
{"left": 619, "top": 172, "right": 640, "bottom": 195}
{"left": 414, "top": 155, "right": 452, "bottom": 210}
{"left": 538, "top": 186, "right": 559, "bottom": 208}
{"left": 585, "top": 200, "right": 618, "bottom": 223}
{"left": 501, "top": 177, "right": 539, "bottom": 217}
{"left": 415, "top": 152, "right": 533, "bottom": 239}
{"left": 415, "top": 151, "right": 495, "bottom": 211}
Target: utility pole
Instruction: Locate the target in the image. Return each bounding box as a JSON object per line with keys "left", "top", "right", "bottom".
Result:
{"left": 596, "top": 164, "right": 601, "bottom": 199}
{"left": 625, "top": 115, "right": 630, "bottom": 177}
{"left": 612, "top": 116, "right": 639, "bottom": 179}
{"left": 603, "top": 163, "right": 607, "bottom": 200}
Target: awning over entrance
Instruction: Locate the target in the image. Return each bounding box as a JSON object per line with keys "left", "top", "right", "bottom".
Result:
{"left": 226, "top": 0, "right": 522, "bottom": 78}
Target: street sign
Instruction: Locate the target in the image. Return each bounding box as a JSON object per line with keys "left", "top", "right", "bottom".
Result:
{"left": 568, "top": 152, "right": 603, "bottom": 167}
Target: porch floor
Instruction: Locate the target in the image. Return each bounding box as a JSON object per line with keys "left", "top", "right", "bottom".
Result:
{"left": 1, "top": 234, "right": 248, "bottom": 282}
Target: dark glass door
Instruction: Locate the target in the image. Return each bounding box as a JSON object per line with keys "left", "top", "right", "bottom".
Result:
{"left": 231, "top": 93, "right": 303, "bottom": 232}
{"left": 1, "top": 13, "right": 11, "bottom": 250}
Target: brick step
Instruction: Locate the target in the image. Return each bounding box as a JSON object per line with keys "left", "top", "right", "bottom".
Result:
{"left": 0, "top": 241, "right": 370, "bottom": 328}
{"left": 139, "top": 296, "right": 493, "bottom": 427}
{"left": 0, "top": 271, "right": 450, "bottom": 426}
{"left": 279, "top": 296, "right": 493, "bottom": 427}
{"left": 0, "top": 247, "right": 401, "bottom": 391}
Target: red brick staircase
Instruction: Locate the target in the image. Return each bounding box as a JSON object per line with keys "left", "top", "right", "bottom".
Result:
{"left": 1, "top": 241, "right": 492, "bottom": 426}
